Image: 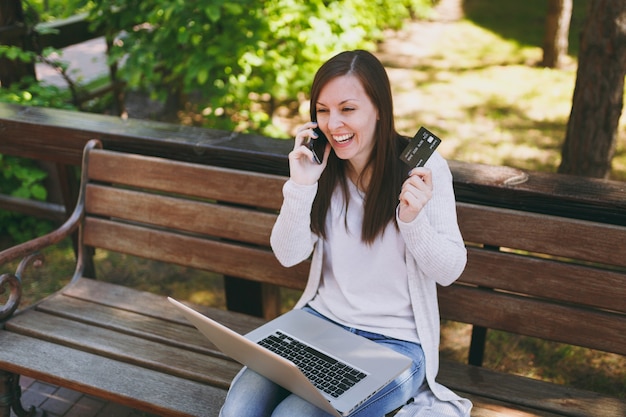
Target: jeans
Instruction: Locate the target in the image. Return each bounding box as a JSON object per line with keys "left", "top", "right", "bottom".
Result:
{"left": 220, "top": 307, "right": 426, "bottom": 417}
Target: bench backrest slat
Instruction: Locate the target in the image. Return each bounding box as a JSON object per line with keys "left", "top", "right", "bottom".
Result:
{"left": 461, "top": 247, "right": 626, "bottom": 313}
{"left": 87, "top": 149, "right": 286, "bottom": 211}
{"left": 85, "top": 185, "right": 277, "bottom": 247}
{"left": 83, "top": 217, "right": 310, "bottom": 290}
{"left": 439, "top": 285, "right": 626, "bottom": 356}
{"left": 457, "top": 203, "right": 626, "bottom": 268}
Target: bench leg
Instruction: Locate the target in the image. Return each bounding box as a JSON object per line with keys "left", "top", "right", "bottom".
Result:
{"left": 0, "top": 371, "right": 45, "bottom": 417}
{"left": 468, "top": 325, "right": 487, "bottom": 366}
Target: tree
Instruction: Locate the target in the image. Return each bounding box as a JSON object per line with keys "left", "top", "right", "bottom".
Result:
{"left": 541, "top": 0, "right": 573, "bottom": 68}
{"left": 558, "top": 0, "right": 626, "bottom": 179}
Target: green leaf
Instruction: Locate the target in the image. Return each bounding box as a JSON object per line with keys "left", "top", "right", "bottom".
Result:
{"left": 197, "top": 69, "right": 209, "bottom": 85}
{"left": 223, "top": 3, "right": 243, "bottom": 15}
{"left": 30, "top": 184, "right": 48, "bottom": 201}
{"left": 204, "top": 6, "right": 221, "bottom": 22}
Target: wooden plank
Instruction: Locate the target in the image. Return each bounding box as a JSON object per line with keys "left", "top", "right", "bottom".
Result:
{"left": 448, "top": 160, "right": 626, "bottom": 226}
{"left": 461, "top": 247, "right": 626, "bottom": 313}
{"left": 438, "top": 285, "right": 626, "bottom": 355}
{"left": 460, "top": 393, "right": 565, "bottom": 417}
{"left": 87, "top": 149, "right": 287, "bottom": 211}
{"left": 85, "top": 184, "right": 277, "bottom": 247}
{"left": 83, "top": 217, "right": 310, "bottom": 290}
{"left": 36, "top": 294, "right": 225, "bottom": 356}
{"left": 438, "top": 361, "right": 626, "bottom": 417}
{"left": 457, "top": 203, "right": 626, "bottom": 267}
{"left": 6, "top": 310, "right": 240, "bottom": 389}
{"left": 60, "top": 278, "right": 265, "bottom": 335}
{"left": 0, "top": 331, "right": 227, "bottom": 417}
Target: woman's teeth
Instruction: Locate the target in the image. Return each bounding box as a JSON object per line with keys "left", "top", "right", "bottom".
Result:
{"left": 334, "top": 133, "right": 354, "bottom": 143}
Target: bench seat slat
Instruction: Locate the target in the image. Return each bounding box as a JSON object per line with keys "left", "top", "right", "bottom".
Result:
{"left": 459, "top": 393, "right": 563, "bottom": 416}
{"left": 37, "top": 293, "right": 225, "bottom": 356}
{"left": 88, "top": 149, "right": 287, "bottom": 211}
{"left": 438, "top": 361, "right": 626, "bottom": 417}
{"left": 7, "top": 309, "right": 241, "bottom": 388}
{"left": 0, "top": 331, "right": 228, "bottom": 417}
{"left": 61, "top": 278, "right": 266, "bottom": 334}
{"left": 83, "top": 217, "right": 310, "bottom": 290}
{"left": 457, "top": 203, "right": 626, "bottom": 268}
{"left": 85, "top": 184, "right": 278, "bottom": 247}
{"left": 462, "top": 247, "right": 626, "bottom": 313}
{"left": 439, "top": 285, "right": 626, "bottom": 355}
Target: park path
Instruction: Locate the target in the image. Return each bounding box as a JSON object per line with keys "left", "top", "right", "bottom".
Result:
{"left": 36, "top": 37, "right": 110, "bottom": 88}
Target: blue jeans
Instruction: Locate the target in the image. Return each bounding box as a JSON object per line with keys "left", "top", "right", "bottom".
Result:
{"left": 220, "top": 307, "right": 426, "bottom": 417}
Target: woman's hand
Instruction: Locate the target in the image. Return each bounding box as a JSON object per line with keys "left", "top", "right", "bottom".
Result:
{"left": 398, "top": 168, "right": 433, "bottom": 223}
{"left": 288, "top": 122, "right": 330, "bottom": 185}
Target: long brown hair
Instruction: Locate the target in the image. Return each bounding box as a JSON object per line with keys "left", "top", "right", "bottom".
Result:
{"left": 309, "top": 50, "right": 409, "bottom": 244}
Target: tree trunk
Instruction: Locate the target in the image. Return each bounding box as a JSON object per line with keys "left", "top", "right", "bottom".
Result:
{"left": 542, "top": 0, "right": 573, "bottom": 68}
{"left": 0, "top": 0, "right": 36, "bottom": 88}
{"left": 558, "top": 0, "right": 626, "bottom": 179}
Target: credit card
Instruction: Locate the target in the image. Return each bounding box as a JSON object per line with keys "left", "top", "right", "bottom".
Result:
{"left": 399, "top": 127, "right": 441, "bottom": 168}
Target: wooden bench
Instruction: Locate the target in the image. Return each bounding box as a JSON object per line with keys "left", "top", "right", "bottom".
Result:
{"left": 0, "top": 139, "right": 624, "bottom": 417}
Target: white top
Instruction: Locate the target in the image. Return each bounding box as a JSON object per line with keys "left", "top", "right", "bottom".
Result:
{"left": 309, "top": 179, "right": 418, "bottom": 343}
{"left": 270, "top": 151, "right": 472, "bottom": 416}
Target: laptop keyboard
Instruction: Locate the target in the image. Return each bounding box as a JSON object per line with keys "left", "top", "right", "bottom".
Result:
{"left": 258, "top": 331, "right": 367, "bottom": 398}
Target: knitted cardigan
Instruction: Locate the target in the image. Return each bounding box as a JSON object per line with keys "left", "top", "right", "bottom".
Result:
{"left": 270, "top": 152, "right": 472, "bottom": 417}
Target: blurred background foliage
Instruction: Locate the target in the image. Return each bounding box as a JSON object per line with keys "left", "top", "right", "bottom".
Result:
{"left": 88, "top": 0, "right": 434, "bottom": 135}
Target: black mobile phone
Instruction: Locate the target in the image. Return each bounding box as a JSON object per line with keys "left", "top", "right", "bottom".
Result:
{"left": 308, "top": 125, "right": 328, "bottom": 164}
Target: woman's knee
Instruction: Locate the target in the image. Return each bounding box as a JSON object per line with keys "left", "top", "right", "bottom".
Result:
{"left": 221, "top": 368, "right": 288, "bottom": 417}
{"left": 271, "top": 394, "right": 333, "bottom": 417}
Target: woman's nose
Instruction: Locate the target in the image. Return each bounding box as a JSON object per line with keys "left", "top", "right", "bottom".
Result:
{"left": 327, "top": 112, "right": 343, "bottom": 130}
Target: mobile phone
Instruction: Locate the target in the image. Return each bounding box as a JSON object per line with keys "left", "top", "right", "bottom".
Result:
{"left": 308, "top": 125, "right": 328, "bottom": 164}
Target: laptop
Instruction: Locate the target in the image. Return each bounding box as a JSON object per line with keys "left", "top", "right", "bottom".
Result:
{"left": 168, "top": 297, "right": 412, "bottom": 417}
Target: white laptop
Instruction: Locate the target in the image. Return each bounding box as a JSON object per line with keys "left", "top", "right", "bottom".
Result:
{"left": 168, "top": 297, "right": 412, "bottom": 417}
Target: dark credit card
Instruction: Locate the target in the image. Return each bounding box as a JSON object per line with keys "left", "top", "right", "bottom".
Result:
{"left": 399, "top": 127, "right": 441, "bottom": 168}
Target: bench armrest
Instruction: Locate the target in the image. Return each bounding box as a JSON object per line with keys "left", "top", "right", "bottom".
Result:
{"left": 0, "top": 139, "right": 101, "bottom": 321}
{"left": 0, "top": 205, "right": 82, "bottom": 321}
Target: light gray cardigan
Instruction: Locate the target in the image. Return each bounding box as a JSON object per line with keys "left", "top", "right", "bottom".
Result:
{"left": 270, "top": 152, "right": 472, "bottom": 417}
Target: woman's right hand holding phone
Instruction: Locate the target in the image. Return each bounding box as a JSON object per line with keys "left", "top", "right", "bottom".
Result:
{"left": 289, "top": 122, "right": 330, "bottom": 185}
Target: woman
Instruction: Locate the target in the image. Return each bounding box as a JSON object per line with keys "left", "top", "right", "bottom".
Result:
{"left": 220, "top": 50, "right": 472, "bottom": 417}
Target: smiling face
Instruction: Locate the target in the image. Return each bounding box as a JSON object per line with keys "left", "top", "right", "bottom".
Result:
{"left": 315, "top": 74, "right": 379, "bottom": 176}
